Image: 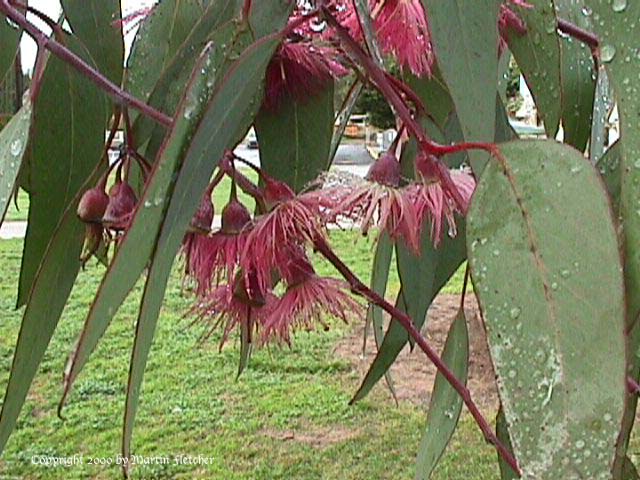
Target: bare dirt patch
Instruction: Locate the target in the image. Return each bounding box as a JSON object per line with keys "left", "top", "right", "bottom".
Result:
{"left": 333, "top": 294, "right": 500, "bottom": 412}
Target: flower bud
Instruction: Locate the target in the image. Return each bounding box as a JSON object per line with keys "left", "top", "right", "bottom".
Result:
{"left": 77, "top": 187, "right": 109, "bottom": 223}
{"left": 191, "top": 192, "right": 214, "bottom": 232}
{"left": 415, "top": 152, "right": 441, "bottom": 182}
{"left": 103, "top": 181, "right": 138, "bottom": 225}
{"left": 221, "top": 199, "right": 251, "bottom": 235}
{"left": 281, "top": 248, "right": 315, "bottom": 286}
{"left": 366, "top": 152, "right": 402, "bottom": 187}
{"left": 263, "top": 177, "right": 295, "bottom": 210}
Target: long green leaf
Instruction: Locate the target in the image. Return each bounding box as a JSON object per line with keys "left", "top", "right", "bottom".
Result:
{"left": 420, "top": 0, "right": 499, "bottom": 173}
{"left": 597, "top": 140, "right": 621, "bottom": 212}
{"left": 556, "top": 0, "right": 595, "bottom": 151}
{"left": 18, "top": 37, "right": 107, "bottom": 305}
{"left": 0, "top": 165, "right": 103, "bottom": 455}
{"left": 365, "top": 232, "right": 396, "bottom": 397}
{"left": 351, "top": 223, "right": 466, "bottom": 402}
{"left": 468, "top": 139, "right": 626, "bottom": 479}
{"left": 132, "top": 0, "right": 243, "bottom": 145}
{"left": 0, "top": 101, "right": 31, "bottom": 224}
{"left": 60, "top": 26, "right": 253, "bottom": 407}
{"left": 0, "top": 15, "right": 20, "bottom": 82}
{"left": 505, "top": 0, "right": 562, "bottom": 137}
{"left": 61, "top": 0, "right": 124, "bottom": 85}
{"left": 366, "top": 232, "right": 394, "bottom": 352}
{"left": 416, "top": 308, "right": 468, "bottom": 479}
{"left": 495, "top": 407, "right": 518, "bottom": 480}
{"left": 590, "top": 4, "right": 640, "bottom": 476}
{"left": 589, "top": 67, "right": 612, "bottom": 164}
{"left": 126, "top": 0, "right": 210, "bottom": 104}
{"left": 255, "top": 82, "right": 335, "bottom": 191}
{"left": 122, "top": 31, "right": 285, "bottom": 466}
{"left": 406, "top": 67, "right": 454, "bottom": 130}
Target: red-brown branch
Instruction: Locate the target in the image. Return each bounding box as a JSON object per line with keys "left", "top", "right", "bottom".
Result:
{"left": 0, "top": 0, "right": 172, "bottom": 128}
{"left": 557, "top": 18, "right": 599, "bottom": 50}
{"left": 313, "top": 236, "right": 521, "bottom": 475}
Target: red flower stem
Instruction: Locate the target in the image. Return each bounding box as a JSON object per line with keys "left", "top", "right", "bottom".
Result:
{"left": 219, "top": 156, "right": 267, "bottom": 212}
{"left": 242, "top": 0, "right": 252, "bottom": 20}
{"left": 557, "top": 18, "right": 599, "bottom": 50}
{"left": 0, "top": 0, "right": 173, "bottom": 128}
{"left": 384, "top": 71, "right": 426, "bottom": 115}
{"left": 97, "top": 108, "right": 122, "bottom": 186}
{"left": 313, "top": 235, "right": 521, "bottom": 475}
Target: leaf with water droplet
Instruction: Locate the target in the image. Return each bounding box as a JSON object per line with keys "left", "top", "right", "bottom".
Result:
{"left": 468, "top": 140, "right": 626, "bottom": 479}
{"left": 556, "top": 0, "right": 596, "bottom": 152}
{"left": 0, "top": 101, "right": 31, "bottom": 225}
{"left": 505, "top": 0, "right": 562, "bottom": 137}
{"left": 416, "top": 309, "right": 469, "bottom": 479}
{"left": 131, "top": 1, "right": 249, "bottom": 146}
{"left": 591, "top": 3, "right": 640, "bottom": 474}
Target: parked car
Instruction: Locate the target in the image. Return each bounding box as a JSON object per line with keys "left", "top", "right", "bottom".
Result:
{"left": 246, "top": 128, "right": 259, "bottom": 149}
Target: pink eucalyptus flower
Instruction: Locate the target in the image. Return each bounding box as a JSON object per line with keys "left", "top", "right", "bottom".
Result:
{"left": 192, "top": 280, "right": 274, "bottom": 348}
{"left": 262, "top": 249, "right": 361, "bottom": 344}
{"left": 373, "top": 0, "right": 435, "bottom": 77}
{"left": 241, "top": 177, "right": 326, "bottom": 291}
{"left": 410, "top": 153, "right": 476, "bottom": 246}
{"left": 320, "top": 152, "right": 422, "bottom": 253}
{"left": 184, "top": 199, "right": 252, "bottom": 297}
{"left": 182, "top": 188, "right": 216, "bottom": 292}
{"left": 264, "top": 41, "right": 348, "bottom": 111}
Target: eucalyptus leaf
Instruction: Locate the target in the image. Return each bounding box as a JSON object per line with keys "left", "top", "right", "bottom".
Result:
{"left": 468, "top": 140, "right": 626, "bottom": 479}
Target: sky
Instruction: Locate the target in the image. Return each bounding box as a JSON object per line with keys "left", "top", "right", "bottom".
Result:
{"left": 21, "top": 0, "right": 157, "bottom": 72}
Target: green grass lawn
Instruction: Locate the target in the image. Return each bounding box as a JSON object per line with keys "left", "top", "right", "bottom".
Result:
{"left": 0, "top": 232, "right": 496, "bottom": 480}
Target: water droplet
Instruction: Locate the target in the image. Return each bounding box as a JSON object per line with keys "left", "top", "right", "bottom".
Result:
{"left": 576, "top": 439, "right": 586, "bottom": 449}
{"left": 492, "top": 249, "right": 500, "bottom": 257}
{"left": 612, "top": 0, "right": 627, "bottom": 12}
{"left": 508, "top": 369, "right": 517, "bottom": 379}
{"left": 510, "top": 307, "right": 521, "bottom": 319}
{"left": 601, "top": 44, "right": 617, "bottom": 63}
{"left": 10, "top": 139, "right": 22, "bottom": 156}
{"left": 582, "top": 6, "right": 592, "bottom": 16}
{"left": 551, "top": 282, "right": 559, "bottom": 291}
{"left": 560, "top": 270, "right": 571, "bottom": 279}
{"left": 144, "top": 200, "right": 152, "bottom": 208}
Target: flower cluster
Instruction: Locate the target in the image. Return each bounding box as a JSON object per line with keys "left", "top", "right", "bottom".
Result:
{"left": 76, "top": 0, "right": 483, "bottom": 361}
{"left": 177, "top": 156, "right": 363, "bottom": 348}
{"left": 76, "top": 155, "right": 143, "bottom": 266}
{"left": 177, "top": 150, "right": 473, "bottom": 350}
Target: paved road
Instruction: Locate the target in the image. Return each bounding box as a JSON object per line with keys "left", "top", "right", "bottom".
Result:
{"left": 1, "top": 144, "right": 373, "bottom": 240}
